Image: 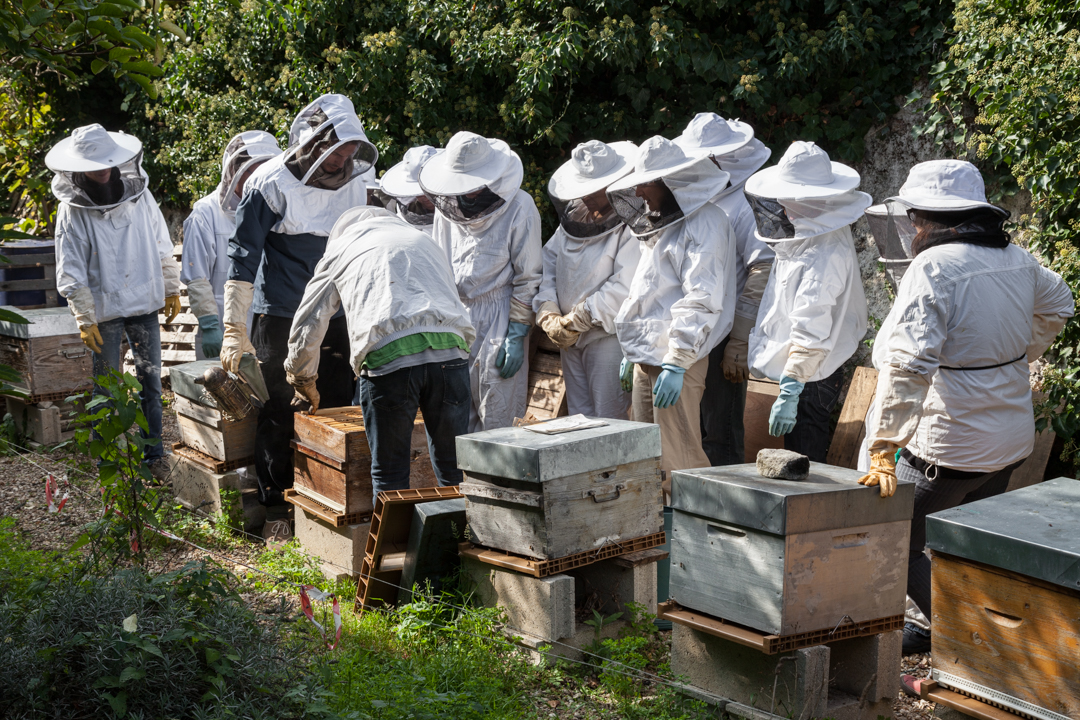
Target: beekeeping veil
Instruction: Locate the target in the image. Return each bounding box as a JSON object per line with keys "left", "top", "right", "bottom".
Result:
{"left": 218, "top": 130, "right": 282, "bottom": 216}
{"left": 547, "top": 140, "right": 637, "bottom": 239}
{"left": 418, "top": 131, "right": 524, "bottom": 225}
{"left": 286, "top": 94, "right": 378, "bottom": 190}
{"left": 381, "top": 145, "right": 442, "bottom": 227}
{"left": 744, "top": 141, "right": 871, "bottom": 243}
{"left": 46, "top": 124, "right": 147, "bottom": 210}
{"left": 605, "top": 136, "right": 730, "bottom": 238}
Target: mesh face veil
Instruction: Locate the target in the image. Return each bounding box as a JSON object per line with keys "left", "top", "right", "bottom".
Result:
{"left": 61, "top": 151, "right": 147, "bottom": 209}
{"left": 746, "top": 191, "right": 796, "bottom": 240}
{"left": 607, "top": 179, "right": 684, "bottom": 238}
{"left": 427, "top": 186, "right": 505, "bottom": 224}
{"left": 550, "top": 188, "right": 622, "bottom": 239}
{"left": 394, "top": 195, "right": 437, "bottom": 227}
{"left": 286, "top": 108, "right": 377, "bottom": 190}
{"left": 748, "top": 189, "right": 872, "bottom": 242}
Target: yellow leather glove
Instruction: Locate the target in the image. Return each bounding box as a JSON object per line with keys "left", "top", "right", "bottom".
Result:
{"left": 80, "top": 324, "right": 104, "bottom": 354}
{"left": 287, "top": 373, "right": 320, "bottom": 414}
{"left": 538, "top": 310, "right": 580, "bottom": 350}
{"left": 162, "top": 295, "right": 182, "bottom": 325}
{"left": 858, "top": 449, "right": 898, "bottom": 498}
{"left": 220, "top": 323, "right": 257, "bottom": 373}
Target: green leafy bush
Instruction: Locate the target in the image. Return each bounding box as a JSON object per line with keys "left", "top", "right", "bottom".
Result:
{"left": 915, "top": 0, "right": 1080, "bottom": 440}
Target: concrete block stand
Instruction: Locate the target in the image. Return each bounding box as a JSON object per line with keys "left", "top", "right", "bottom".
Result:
{"left": 170, "top": 455, "right": 264, "bottom": 531}
{"left": 294, "top": 506, "right": 371, "bottom": 581}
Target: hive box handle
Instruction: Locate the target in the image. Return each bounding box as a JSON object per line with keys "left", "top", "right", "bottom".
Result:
{"left": 984, "top": 607, "right": 1023, "bottom": 628}
{"left": 707, "top": 523, "right": 746, "bottom": 539}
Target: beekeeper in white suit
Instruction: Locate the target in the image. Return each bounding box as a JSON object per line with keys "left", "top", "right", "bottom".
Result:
{"left": 854, "top": 160, "right": 1074, "bottom": 670}
{"left": 181, "top": 130, "right": 281, "bottom": 359}
{"left": 49, "top": 124, "right": 182, "bottom": 467}
{"left": 674, "top": 113, "right": 774, "bottom": 465}
{"left": 222, "top": 93, "right": 378, "bottom": 542}
{"left": 533, "top": 140, "right": 640, "bottom": 419}
{"left": 607, "top": 136, "right": 736, "bottom": 478}
{"left": 745, "top": 141, "right": 871, "bottom": 462}
{"left": 419, "top": 131, "right": 542, "bottom": 432}
{"left": 380, "top": 145, "right": 441, "bottom": 235}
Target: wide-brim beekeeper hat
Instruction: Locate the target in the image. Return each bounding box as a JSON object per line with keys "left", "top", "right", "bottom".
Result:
{"left": 673, "top": 112, "right": 755, "bottom": 158}
{"left": 45, "top": 124, "right": 142, "bottom": 173}
{"left": 886, "top": 159, "right": 1007, "bottom": 217}
{"left": 607, "top": 136, "right": 726, "bottom": 192}
{"left": 745, "top": 140, "right": 860, "bottom": 200}
{"left": 548, "top": 140, "right": 638, "bottom": 201}
{"left": 418, "top": 131, "right": 521, "bottom": 197}
{"left": 381, "top": 145, "right": 442, "bottom": 198}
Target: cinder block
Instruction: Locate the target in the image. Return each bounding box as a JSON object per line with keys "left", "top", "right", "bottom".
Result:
{"left": 461, "top": 556, "right": 575, "bottom": 640}
{"left": 823, "top": 691, "right": 895, "bottom": 720}
{"left": 515, "top": 617, "right": 630, "bottom": 664}
{"left": 401, "top": 498, "right": 466, "bottom": 601}
{"left": 568, "top": 558, "right": 657, "bottom": 618}
{"left": 171, "top": 455, "right": 253, "bottom": 514}
{"left": 294, "top": 506, "right": 371, "bottom": 580}
{"left": 829, "top": 629, "right": 902, "bottom": 702}
{"left": 669, "top": 624, "right": 830, "bottom": 719}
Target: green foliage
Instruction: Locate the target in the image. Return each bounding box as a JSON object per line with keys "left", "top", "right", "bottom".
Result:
{"left": 915, "top": 0, "right": 1080, "bottom": 439}
{"left": 0, "top": 561, "right": 335, "bottom": 719}
{"left": 140, "top": 0, "right": 948, "bottom": 211}
{"left": 0, "top": 517, "right": 74, "bottom": 597}
{"left": 247, "top": 538, "right": 327, "bottom": 591}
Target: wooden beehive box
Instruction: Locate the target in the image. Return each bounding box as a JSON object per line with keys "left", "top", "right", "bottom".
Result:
{"left": 169, "top": 360, "right": 257, "bottom": 463}
{"left": 292, "top": 407, "right": 437, "bottom": 516}
{"left": 668, "top": 462, "right": 915, "bottom": 636}
{"left": 0, "top": 306, "right": 92, "bottom": 399}
{"left": 455, "top": 418, "right": 663, "bottom": 560}
{"left": 926, "top": 477, "right": 1080, "bottom": 720}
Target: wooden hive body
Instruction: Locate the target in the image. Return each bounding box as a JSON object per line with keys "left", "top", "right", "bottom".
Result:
{"left": 169, "top": 360, "right": 257, "bottom": 463}
{"left": 0, "top": 306, "right": 92, "bottom": 398}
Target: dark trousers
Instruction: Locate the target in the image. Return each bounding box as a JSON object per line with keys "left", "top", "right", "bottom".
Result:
{"left": 700, "top": 337, "right": 747, "bottom": 466}
{"left": 784, "top": 366, "right": 844, "bottom": 463}
{"left": 356, "top": 358, "right": 470, "bottom": 500}
{"left": 94, "top": 312, "right": 164, "bottom": 461}
{"left": 897, "top": 454, "right": 1022, "bottom": 619}
{"left": 252, "top": 314, "right": 354, "bottom": 507}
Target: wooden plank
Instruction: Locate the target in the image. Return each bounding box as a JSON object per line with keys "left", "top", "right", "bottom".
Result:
{"left": 3, "top": 253, "right": 56, "bottom": 266}
{"left": 161, "top": 349, "right": 197, "bottom": 363}
{"left": 921, "top": 682, "right": 1030, "bottom": 720}
{"left": 526, "top": 384, "right": 562, "bottom": 414}
{"left": 294, "top": 407, "right": 369, "bottom": 463}
{"left": 0, "top": 278, "right": 57, "bottom": 292}
{"left": 931, "top": 552, "right": 1080, "bottom": 718}
{"left": 826, "top": 366, "right": 879, "bottom": 469}
{"left": 612, "top": 547, "right": 668, "bottom": 568}
{"left": 293, "top": 451, "right": 374, "bottom": 515}
{"left": 530, "top": 350, "right": 562, "bottom": 376}
{"left": 657, "top": 600, "right": 770, "bottom": 653}
{"left": 743, "top": 382, "right": 784, "bottom": 462}
{"left": 462, "top": 531, "right": 667, "bottom": 578}
{"left": 459, "top": 544, "right": 542, "bottom": 577}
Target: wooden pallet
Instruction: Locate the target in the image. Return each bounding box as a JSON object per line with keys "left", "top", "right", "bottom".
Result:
{"left": 0, "top": 240, "right": 60, "bottom": 308}
{"left": 657, "top": 600, "right": 904, "bottom": 655}
{"left": 460, "top": 531, "right": 667, "bottom": 578}
{"left": 124, "top": 244, "right": 198, "bottom": 376}
{"left": 283, "top": 488, "right": 372, "bottom": 527}
{"left": 172, "top": 441, "right": 253, "bottom": 474}
{"left": 521, "top": 329, "right": 567, "bottom": 422}
{"left": 354, "top": 486, "right": 464, "bottom": 614}
{"left": 4, "top": 388, "right": 89, "bottom": 404}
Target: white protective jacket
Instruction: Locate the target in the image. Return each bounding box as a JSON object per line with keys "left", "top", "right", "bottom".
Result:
{"left": 54, "top": 168, "right": 180, "bottom": 325}
{"left": 614, "top": 165, "right": 737, "bottom": 369}
{"left": 873, "top": 243, "right": 1074, "bottom": 472}
{"left": 748, "top": 228, "right": 867, "bottom": 383}
{"left": 532, "top": 224, "right": 640, "bottom": 348}
{"left": 285, "top": 209, "right": 476, "bottom": 379}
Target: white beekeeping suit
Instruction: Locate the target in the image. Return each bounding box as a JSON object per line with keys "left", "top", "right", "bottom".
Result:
{"left": 534, "top": 140, "right": 640, "bottom": 419}
{"left": 420, "top": 131, "right": 542, "bottom": 432}
{"left": 380, "top": 145, "right": 441, "bottom": 236}
{"left": 182, "top": 130, "right": 280, "bottom": 358}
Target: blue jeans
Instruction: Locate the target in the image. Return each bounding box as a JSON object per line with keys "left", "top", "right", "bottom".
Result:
{"left": 93, "top": 312, "right": 164, "bottom": 461}
{"left": 356, "top": 358, "right": 470, "bottom": 499}
{"left": 700, "top": 337, "right": 747, "bottom": 466}
{"left": 784, "top": 366, "right": 845, "bottom": 463}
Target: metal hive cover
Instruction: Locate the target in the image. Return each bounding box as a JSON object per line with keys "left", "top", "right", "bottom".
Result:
{"left": 0, "top": 306, "right": 78, "bottom": 339}
{"left": 455, "top": 418, "right": 661, "bottom": 482}
{"left": 926, "top": 476, "right": 1080, "bottom": 591}
{"left": 670, "top": 461, "right": 915, "bottom": 535}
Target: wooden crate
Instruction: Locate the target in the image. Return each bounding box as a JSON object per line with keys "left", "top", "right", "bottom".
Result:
{"left": 293, "top": 440, "right": 373, "bottom": 515}
{"left": 456, "top": 419, "right": 663, "bottom": 560}
{"left": 669, "top": 462, "right": 914, "bottom": 636}
{"left": 0, "top": 306, "right": 92, "bottom": 398}
{"left": 174, "top": 394, "right": 256, "bottom": 463}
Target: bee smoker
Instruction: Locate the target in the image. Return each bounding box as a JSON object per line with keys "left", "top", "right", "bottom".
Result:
{"left": 195, "top": 366, "right": 265, "bottom": 421}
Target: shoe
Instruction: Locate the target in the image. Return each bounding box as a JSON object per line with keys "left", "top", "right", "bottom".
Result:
{"left": 262, "top": 518, "right": 293, "bottom": 547}
{"left": 145, "top": 456, "right": 173, "bottom": 483}
{"left": 900, "top": 674, "right": 924, "bottom": 698}
{"left": 902, "top": 621, "right": 932, "bottom": 655}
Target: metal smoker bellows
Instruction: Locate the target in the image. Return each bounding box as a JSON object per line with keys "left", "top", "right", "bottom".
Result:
{"left": 195, "top": 366, "right": 264, "bottom": 421}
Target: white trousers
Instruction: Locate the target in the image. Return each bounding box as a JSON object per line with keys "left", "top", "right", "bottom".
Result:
{"left": 464, "top": 287, "right": 529, "bottom": 432}
{"left": 561, "top": 334, "right": 631, "bottom": 419}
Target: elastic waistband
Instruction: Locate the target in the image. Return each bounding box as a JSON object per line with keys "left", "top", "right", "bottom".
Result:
{"left": 463, "top": 284, "right": 514, "bottom": 305}
{"left": 940, "top": 353, "right": 1026, "bottom": 371}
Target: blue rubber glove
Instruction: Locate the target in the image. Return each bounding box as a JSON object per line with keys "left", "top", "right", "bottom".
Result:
{"left": 652, "top": 364, "right": 686, "bottom": 409}
{"left": 768, "top": 375, "right": 805, "bottom": 437}
{"left": 619, "top": 357, "right": 635, "bottom": 393}
{"left": 198, "top": 314, "right": 224, "bottom": 359}
{"left": 495, "top": 321, "right": 530, "bottom": 379}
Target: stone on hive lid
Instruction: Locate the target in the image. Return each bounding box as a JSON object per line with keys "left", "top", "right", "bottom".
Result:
{"left": 756, "top": 449, "right": 809, "bottom": 481}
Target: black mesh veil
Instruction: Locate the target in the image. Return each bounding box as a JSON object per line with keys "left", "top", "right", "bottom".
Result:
{"left": 428, "top": 186, "right": 505, "bottom": 224}
{"left": 550, "top": 190, "right": 622, "bottom": 239}
{"left": 286, "top": 109, "right": 377, "bottom": 190}
{"left": 606, "top": 180, "right": 684, "bottom": 238}
{"left": 746, "top": 191, "right": 796, "bottom": 240}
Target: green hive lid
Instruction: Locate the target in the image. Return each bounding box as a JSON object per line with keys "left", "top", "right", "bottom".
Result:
{"left": 671, "top": 462, "right": 915, "bottom": 535}
{"left": 0, "top": 306, "right": 78, "bottom": 339}
{"left": 926, "top": 477, "right": 1080, "bottom": 591}
{"left": 455, "top": 418, "right": 661, "bottom": 482}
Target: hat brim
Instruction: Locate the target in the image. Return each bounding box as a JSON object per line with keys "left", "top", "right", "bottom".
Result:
{"left": 382, "top": 149, "right": 443, "bottom": 198}
{"left": 606, "top": 152, "right": 717, "bottom": 195}
{"left": 548, "top": 141, "right": 637, "bottom": 200}
{"left": 45, "top": 132, "right": 142, "bottom": 173}
{"left": 419, "top": 144, "right": 512, "bottom": 196}
{"left": 888, "top": 194, "right": 1008, "bottom": 217}
{"left": 745, "top": 161, "right": 860, "bottom": 200}
{"left": 672, "top": 121, "right": 755, "bottom": 158}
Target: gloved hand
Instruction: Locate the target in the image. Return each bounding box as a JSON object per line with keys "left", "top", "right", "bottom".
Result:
{"left": 562, "top": 301, "right": 593, "bottom": 333}
{"left": 653, "top": 364, "right": 686, "bottom": 409}
{"left": 619, "top": 357, "right": 634, "bottom": 393}
{"left": 220, "top": 323, "right": 257, "bottom": 373}
{"left": 721, "top": 335, "right": 750, "bottom": 383}
{"left": 287, "top": 373, "right": 320, "bottom": 414}
{"left": 539, "top": 311, "right": 580, "bottom": 350}
{"left": 198, "top": 315, "right": 224, "bottom": 358}
{"left": 768, "top": 375, "right": 805, "bottom": 436}
{"left": 859, "top": 449, "right": 898, "bottom": 498}
{"left": 80, "top": 324, "right": 104, "bottom": 354}
{"left": 162, "top": 295, "right": 182, "bottom": 325}
{"left": 495, "top": 321, "right": 530, "bottom": 379}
